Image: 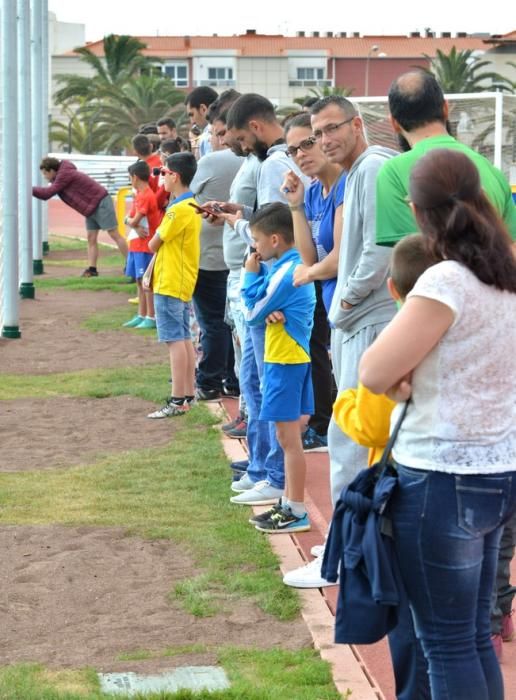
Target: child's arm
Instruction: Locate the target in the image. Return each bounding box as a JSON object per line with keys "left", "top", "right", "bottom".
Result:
{"left": 333, "top": 383, "right": 396, "bottom": 450}
{"left": 242, "top": 258, "right": 297, "bottom": 326}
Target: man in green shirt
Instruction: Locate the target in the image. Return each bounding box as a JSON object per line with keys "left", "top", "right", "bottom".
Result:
{"left": 376, "top": 70, "right": 516, "bottom": 246}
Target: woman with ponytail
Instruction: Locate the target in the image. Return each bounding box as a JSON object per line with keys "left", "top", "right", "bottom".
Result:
{"left": 360, "top": 148, "right": 516, "bottom": 700}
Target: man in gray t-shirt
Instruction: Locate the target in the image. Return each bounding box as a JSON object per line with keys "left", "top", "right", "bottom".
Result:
{"left": 190, "top": 146, "right": 243, "bottom": 400}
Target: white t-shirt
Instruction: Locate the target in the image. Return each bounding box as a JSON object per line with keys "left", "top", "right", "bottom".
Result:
{"left": 392, "top": 260, "right": 516, "bottom": 474}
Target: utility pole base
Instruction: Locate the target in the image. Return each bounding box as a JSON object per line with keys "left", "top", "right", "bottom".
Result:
{"left": 19, "top": 282, "right": 35, "bottom": 299}
{"left": 1, "top": 325, "right": 21, "bottom": 339}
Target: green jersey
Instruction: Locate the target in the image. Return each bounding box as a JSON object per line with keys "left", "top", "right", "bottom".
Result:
{"left": 375, "top": 134, "right": 516, "bottom": 246}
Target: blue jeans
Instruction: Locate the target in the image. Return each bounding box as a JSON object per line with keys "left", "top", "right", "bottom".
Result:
{"left": 193, "top": 268, "right": 236, "bottom": 391}
{"left": 391, "top": 465, "right": 516, "bottom": 700}
{"left": 239, "top": 323, "right": 284, "bottom": 490}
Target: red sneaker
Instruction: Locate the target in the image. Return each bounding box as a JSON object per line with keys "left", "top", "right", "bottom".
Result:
{"left": 221, "top": 415, "right": 242, "bottom": 433}
{"left": 501, "top": 611, "right": 514, "bottom": 642}
{"left": 227, "top": 420, "right": 247, "bottom": 439}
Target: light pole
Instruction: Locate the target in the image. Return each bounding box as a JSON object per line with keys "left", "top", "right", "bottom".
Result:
{"left": 364, "top": 44, "right": 379, "bottom": 97}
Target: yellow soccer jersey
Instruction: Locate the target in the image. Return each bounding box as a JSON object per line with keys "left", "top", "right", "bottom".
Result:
{"left": 153, "top": 195, "right": 202, "bottom": 302}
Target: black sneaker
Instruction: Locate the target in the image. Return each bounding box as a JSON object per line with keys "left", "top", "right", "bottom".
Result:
{"left": 81, "top": 268, "right": 98, "bottom": 278}
{"left": 195, "top": 387, "right": 222, "bottom": 402}
{"left": 222, "top": 380, "right": 240, "bottom": 399}
{"left": 230, "top": 459, "right": 249, "bottom": 471}
{"left": 248, "top": 501, "right": 282, "bottom": 525}
{"left": 255, "top": 505, "right": 311, "bottom": 533}
{"left": 302, "top": 427, "right": 328, "bottom": 453}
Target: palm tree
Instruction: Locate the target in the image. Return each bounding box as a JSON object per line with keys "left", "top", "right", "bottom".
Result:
{"left": 52, "top": 35, "right": 185, "bottom": 154}
{"left": 293, "top": 84, "right": 354, "bottom": 107}
{"left": 54, "top": 34, "right": 154, "bottom": 105}
{"left": 50, "top": 106, "right": 108, "bottom": 154}
{"left": 426, "top": 47, "right": 513, "bottom": 93}
{"left": 88, "top": 75, "right": 185, "bottom": 151}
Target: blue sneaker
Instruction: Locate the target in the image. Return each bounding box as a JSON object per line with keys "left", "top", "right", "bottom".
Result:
{"left": 136, "top": 317, "right": 157, "bottom": 329}
{"left": 302, "top": 427, "right": 328, "bottom": 453}
{"left": 123, "top": 315, "right": 144, "bottom": 328}
{"left": 255, "top": 505, "right": 311, "bottom": 534}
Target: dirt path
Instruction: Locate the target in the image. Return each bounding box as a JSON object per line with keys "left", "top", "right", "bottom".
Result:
{"left": 0, "top": 251, "right": 311, "bottom": 672}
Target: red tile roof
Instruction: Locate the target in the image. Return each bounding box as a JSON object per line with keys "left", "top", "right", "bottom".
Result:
{"left": 62, "top": 32, "right": 500, "bottom": 59}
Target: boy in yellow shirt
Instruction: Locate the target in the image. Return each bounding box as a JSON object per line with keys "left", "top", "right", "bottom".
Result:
{"left": 147, "top": 152, "right": 202, "bottom": 418}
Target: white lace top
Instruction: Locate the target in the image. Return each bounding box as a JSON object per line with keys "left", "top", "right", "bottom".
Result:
{"left": 392, "top": 260, "right": 516, "bottom": 474}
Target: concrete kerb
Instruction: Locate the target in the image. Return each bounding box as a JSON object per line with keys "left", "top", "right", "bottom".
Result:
{"left": 208, "top": 402, "right": 384, "bottom": 700}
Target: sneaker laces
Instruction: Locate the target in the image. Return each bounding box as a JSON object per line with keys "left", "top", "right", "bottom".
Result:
{"left": 301, "top": 553, "right": 324, "bottom": 573}
{"left": 254, "top": 480, "right": 272, "bottom": 491}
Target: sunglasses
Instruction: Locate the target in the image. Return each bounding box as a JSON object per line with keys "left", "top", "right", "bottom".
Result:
{"left": 160, "top": 168, "right": 174, "bottom": 176}
{"left": 286, "top": 136, "right": 317, "bottom": 158}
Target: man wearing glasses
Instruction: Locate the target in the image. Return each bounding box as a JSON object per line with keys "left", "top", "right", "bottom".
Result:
{"left": 310, "top": 96, "right": 397, "bottom": 506}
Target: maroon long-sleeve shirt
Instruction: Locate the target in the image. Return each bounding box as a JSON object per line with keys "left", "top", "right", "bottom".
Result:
{"left": 32, "top": 160, "right": 108, "bottom": 217}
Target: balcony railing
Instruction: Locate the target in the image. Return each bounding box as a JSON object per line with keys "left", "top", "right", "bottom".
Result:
{"left": 194, "top": 79, "right": 236, "bottom": 87}
{"left": 288, "top": 79, "right": 333, "bottom": 88}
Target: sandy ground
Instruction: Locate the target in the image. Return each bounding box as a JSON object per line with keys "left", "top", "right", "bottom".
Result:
{"left": 0, "top": 251, "right": 312, "bottom": 673}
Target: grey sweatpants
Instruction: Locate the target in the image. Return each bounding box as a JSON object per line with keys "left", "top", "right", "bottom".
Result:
{"left": 328, "top": 322, "right": 390, "bottom": 506}
{"left": 491, "top": 510, "right": 516, "bottom": 634}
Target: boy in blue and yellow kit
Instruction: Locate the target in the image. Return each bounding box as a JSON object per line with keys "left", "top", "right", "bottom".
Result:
{"left": 147, "top": 152, "right": 202, "bottom": 419}
{"left": 242, "top": 203, "right": 316, "bottom": 533}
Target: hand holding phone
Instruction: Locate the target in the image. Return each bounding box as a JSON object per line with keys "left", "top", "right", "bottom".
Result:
{"left": 188, "top": 202, "right": 221, "bottom": 216}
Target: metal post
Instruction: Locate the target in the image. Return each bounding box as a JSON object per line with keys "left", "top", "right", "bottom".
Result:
{"left": 31, "top": 0, "right": 44, "bottom": 275}
{"left": 18, "top": 0, "right": 35, "bottom": 299}
{"left": 41, "top": 0, "right": 49, "bottom": 253}
{"left": 364, "top": 45, "right": 378, "bottom": 97}
{"left": 1, "top": 0, "right": 21, "bottom": 338}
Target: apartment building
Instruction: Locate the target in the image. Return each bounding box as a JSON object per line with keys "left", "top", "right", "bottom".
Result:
{"left": 52, "top": 29, "right": 516, "bottom": 109}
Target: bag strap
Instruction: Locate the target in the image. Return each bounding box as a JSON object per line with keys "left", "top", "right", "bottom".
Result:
{"left": 378, "top": 400, "right": 409, "bottom": 469}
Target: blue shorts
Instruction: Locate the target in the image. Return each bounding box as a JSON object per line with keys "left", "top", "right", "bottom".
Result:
{"left": 259, "top": 362, "right": 314, "bottom": 422}
{"left": 125, "top": 251, "right": 153, "bottom": 281}
{"left": 154, "top": 294, "right": 191, "bottom": 343}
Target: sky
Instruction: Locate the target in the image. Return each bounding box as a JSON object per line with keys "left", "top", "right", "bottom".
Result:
{"left": 48, "top": 0, "right": 514, "bottom": 43}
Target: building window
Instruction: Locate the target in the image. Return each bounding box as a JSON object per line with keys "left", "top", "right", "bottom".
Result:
{"left": 164, "top": 64, "right": 188, "bottom": 87}
{"left": 207, "top": 67, "right": 234, "bottom": 81}
{"left": 296, "top": 67, "right": 325, "bottom": 81}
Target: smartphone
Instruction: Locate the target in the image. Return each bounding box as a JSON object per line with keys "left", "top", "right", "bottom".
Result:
{"left": 188, "top": 202, "right": 225, "bottom": 216}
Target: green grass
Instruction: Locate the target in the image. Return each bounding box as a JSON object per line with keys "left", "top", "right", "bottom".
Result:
{"left": 0, "top": 364, "right": 169, "bottom": 402}
{"left": 47, "top": 235, "right": 113, "bottom": 253}
{"left": 0, "top": 649, "right": 346, "bottom": 699}
{"left": 35, "top": 275, "right": 136, "bottom": 293}
{"left": 81, "top": 306, "right": 157, "bottom": 334}
{"left": 45, "top": 253, "right": 124, "bottom": 269}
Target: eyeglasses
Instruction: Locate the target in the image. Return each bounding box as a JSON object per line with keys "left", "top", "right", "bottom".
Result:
{"left": 286, "top": 136, "right": 317, "bottom": 158}
{"left": 313, "top": 116, "right": 356, "bottom": 140}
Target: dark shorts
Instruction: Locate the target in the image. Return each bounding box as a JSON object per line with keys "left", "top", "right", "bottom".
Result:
{"left": 154, "top": 293, "right": 191, "bottom": 343}
{"left": 125, "top": 252, "right": 153, "bottom": 281}
{"left": 85, "top": 195, "right": 118, "bottom": 232}
{"left": 259, "top": 362, "right": 314, "bottom": 422}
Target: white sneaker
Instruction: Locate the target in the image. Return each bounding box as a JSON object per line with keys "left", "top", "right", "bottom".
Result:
{"left": 230, "top": 480, "right": 284, "bottom": 505}
{"left": 310, "top": 544, "right": 325, "bottom": 558}
{"left": 230, "top": 473, "right": 256, "bottom": 493}
{"left": 282, "top": 554, "right": 338, "bottom": 589}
